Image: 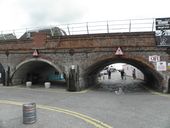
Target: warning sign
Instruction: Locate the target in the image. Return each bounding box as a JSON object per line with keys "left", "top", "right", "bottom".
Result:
{"left": 115, "top": 47, "right": 123, "bottom": 55}
{"left": 33, "top": 49, "right": 39, "bottom": 57}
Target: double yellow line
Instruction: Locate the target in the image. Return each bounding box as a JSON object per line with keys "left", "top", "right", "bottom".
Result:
{"left": 0, "top": 100, "right": 113, "bottom": 128}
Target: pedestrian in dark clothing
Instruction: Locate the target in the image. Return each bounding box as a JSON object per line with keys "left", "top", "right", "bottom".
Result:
{"left": 132, "top": 69, "right": 136, "bottom": 79}
{"left": 120, "top": 69, "right": 125, "bottom": 80}
{"left": 108, "top": 69, "right": 111, "bottom": 79}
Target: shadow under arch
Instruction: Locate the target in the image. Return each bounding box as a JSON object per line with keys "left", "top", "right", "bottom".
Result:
{"left": 11, "top": 58, "right": 65, "bottom": 86}
{"left": 84, "top": 55, "right": 163, "bottom": 91}
{"left": 0, "top": 63, "right": 5, "bottom": 85}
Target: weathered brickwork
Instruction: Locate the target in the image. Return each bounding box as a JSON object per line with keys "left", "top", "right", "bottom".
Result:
{"left": 0, "top": 32, "right": 169, "bottom": 92}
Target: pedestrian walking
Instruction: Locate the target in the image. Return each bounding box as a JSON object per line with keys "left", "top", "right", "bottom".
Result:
{"left": 119, "top": 69, "right": 125, "bottom": 80}
{"left": 107, "top": 69, "right": 111, "bottom": 79}
{"left": 132, "top": 69, "right": 136, "bottom": 79}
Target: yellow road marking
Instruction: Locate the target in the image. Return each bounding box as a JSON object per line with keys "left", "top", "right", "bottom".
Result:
{"left": 0, "top": 100, "right": 112, "bottom": 128}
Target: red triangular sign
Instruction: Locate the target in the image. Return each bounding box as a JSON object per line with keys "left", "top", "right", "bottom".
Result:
{"left": 115, "top": 47, "right": 123, "bottom": 55}
{"left": 33, "top": 49, "right": 39, "bottom": 57}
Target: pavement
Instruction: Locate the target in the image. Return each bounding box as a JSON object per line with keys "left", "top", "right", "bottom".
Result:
{"left": 0, "top": 72, "right": 170, "bottom": 128}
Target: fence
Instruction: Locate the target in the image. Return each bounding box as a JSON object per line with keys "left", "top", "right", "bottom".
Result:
{"left": 59, "top": 18, "right": 155, "bottom": 35}
{"left": 0, "top": 18, "right": 156, "bottom": 39}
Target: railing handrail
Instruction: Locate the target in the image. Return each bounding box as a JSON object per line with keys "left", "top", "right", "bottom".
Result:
{"left": 0, "top": 18, "right": 157, "bottom": 39}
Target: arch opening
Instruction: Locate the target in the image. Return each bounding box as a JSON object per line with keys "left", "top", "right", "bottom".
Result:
{"left": 84, "top": 57, "right": 163, "bottom": 92}
{"left": 11, "top": 60, "right": 66, "bottom": 88}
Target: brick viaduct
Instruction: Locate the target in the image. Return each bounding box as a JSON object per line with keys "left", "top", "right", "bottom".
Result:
{"left": 0, "top": 32, "right": 170, "bottom": 92}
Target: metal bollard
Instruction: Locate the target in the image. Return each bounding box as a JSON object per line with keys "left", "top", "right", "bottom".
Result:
{"left": 23, "top": 103, "right": 37, "bottom": 124}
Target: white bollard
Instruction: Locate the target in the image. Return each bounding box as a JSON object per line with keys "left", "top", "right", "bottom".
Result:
{"left": 44, "top": 82, "right": 51, "bottom": 88}
{"left": 26, "top": 81, "right": 32, "bottom": 87}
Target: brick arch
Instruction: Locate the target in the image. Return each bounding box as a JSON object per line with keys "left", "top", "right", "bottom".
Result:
{"left": 11, "top": 58, "right": 64, "bottom": 80}
{"left": 10, "top": 58, "right": 63, "bottom": 84}
{"left": 85, "top": 54, "right": 155, "bottom": 74}
{"left": 84, "top": 54, "right": 163, "bottom": 90}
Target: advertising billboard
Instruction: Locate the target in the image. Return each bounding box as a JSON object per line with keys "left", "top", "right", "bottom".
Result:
{"left": 156, "top": 35, "right": 170, "bottom": 46}
{"left": 155, "top": 18, "right": 170, "bottom": 46}
{"left": 156, "top": 18, "right": 170, "bottom": 30}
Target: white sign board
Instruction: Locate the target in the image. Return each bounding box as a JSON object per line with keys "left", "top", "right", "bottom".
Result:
{"left": 149, "top": 55, "right": 160, "bottom": 62}
{"left": 156, "top": 61, "right": 167, "bottom": 71}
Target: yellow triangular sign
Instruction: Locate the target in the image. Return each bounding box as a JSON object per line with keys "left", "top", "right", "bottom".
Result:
{"left": 115, "top": 47, "right": 123, "bottom": 55}
{"left": 33, "top": 49, "right": 39, "bottom": 57}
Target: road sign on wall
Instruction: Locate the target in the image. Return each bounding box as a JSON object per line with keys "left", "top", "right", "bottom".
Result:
{"left": 167, "top": 63, "right": 170, "bottom": 70}
{"left": 33, "top": 49, "right": 39, "bottom": 57}
{"left": 156, "top": 61, "right": 167, "bottom": 71}
{"left": 115, "top": 47, "right": 123, "bottom": 55}
{"left": 149, "top": 55, "right": 160, "bottom": 62}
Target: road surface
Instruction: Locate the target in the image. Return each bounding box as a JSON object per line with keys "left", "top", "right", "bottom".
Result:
{"left": 0, "top": 71, "right": 169, "bottom": 128}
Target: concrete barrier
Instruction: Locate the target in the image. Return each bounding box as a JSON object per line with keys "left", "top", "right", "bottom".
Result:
{"left": 26, "top": 81, "right": 32, "bottom": 88}
{"left": 44, "top": 82, "right": 51, "bottom": 88}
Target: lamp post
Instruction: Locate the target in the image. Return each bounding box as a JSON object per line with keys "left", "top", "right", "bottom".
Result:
{"left": 5, "top": 50, "right": 9, "bottom": 86}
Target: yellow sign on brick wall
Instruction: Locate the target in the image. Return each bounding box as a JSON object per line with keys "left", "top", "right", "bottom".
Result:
{"left": 167, "top": 63, "right": 170, "bottom": 70}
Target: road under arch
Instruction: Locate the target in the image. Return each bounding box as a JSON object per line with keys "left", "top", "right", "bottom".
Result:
{"left": 84, "top": 57, "right": 163, "bottom": 91}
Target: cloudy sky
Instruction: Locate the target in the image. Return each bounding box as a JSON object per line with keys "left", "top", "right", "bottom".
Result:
{"left": 0, "top": 0, "right": 170, "bottom": 31}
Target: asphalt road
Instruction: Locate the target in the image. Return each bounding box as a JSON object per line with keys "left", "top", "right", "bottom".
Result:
{"left": 0, "top": 72, "right": 170, "bottom": 128}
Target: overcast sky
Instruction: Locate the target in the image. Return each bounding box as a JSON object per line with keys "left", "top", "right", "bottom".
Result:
{"left": 0, "top": 0, "right": 170, "bottom": 31}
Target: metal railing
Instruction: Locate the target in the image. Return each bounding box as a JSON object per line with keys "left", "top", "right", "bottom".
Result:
{"left": 0, "top": 18, "right": 156, "bottom": 39}
{"left": 59, "top": 18, "right": 155, "bottom": 35}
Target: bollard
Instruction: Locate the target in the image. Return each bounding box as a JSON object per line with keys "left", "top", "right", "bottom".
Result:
{"left": 26, "top": 81, "right": 32, "bottom": 88}
{"left": 44, "top": 82, "right": 51, "bottom": 88}
{"left": 23, "top": 103, "right": 36, "bottom": 124}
